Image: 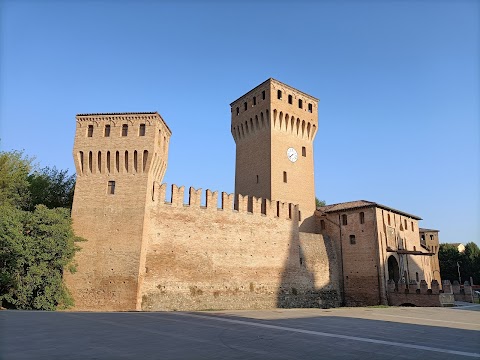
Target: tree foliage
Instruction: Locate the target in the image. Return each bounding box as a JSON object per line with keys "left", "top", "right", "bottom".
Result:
{"left": 0, "top": 150, "right": 80, "bottom": 310}
{"left": 439, "top": 243, "right": 480, "bottom": 285}
{"left": 0, "top": 150, "right": 33, "bottom": 209}
{"left": 316, "top": 197, "right": 326, "bottom": 208}
{"left": 27, "top": 166, "right": 75, "bottom": 211}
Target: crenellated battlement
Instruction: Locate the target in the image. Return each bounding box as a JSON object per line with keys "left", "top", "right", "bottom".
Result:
{"left": 153, "top": 183, "right": 299, "bottom": 221}
{"left": 386, "top": 279, "right": 477, "bottom": 307}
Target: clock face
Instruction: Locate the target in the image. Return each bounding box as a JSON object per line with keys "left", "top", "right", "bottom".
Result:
{"left": 287, "top": 147, "right": 298, "bottom": 163}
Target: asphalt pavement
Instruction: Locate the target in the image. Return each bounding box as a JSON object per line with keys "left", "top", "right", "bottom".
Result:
{"left": 1, "top": 305, "right": 479, "bottom": 359}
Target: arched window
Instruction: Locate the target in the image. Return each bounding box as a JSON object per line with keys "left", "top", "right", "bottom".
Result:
{"left": 79, "top": 151, "right": 84, "bottom": 174}
{"left": 97, "top": 152, "right": 102, "bottom": 173}
{"left": 124, "top": 151, "right": 129, "bottom": 172}
{"left": 115, "top": 151, "right": 120, "bottom": 172}
{"left": 134, "top": 150, "right": 138, "bottom": 172}
{"left": 88, "top": 151, "right": 93, "bottom": 173}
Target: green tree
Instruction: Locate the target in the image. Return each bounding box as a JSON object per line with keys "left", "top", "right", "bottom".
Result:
{"left": 0, "top": 150, "right": 33, "bottom": 209}
{"left": 463, "top": 242, "right": 480, "bottom": 284}
{"left": 438, "top": 244, "right": 463, "bottom": 283}
{"left": 0, "top": 150, "right": 80, "bottom": 310}
{"left": 27, "top": 166, "right": 76, "bottom": 211}
{"left": 316, "top": 197, "right": 326, "bottom": 208}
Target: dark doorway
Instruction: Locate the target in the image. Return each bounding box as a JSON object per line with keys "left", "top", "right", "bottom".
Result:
{"left": 387, "top": 255, "right": 400, "bottom": 283}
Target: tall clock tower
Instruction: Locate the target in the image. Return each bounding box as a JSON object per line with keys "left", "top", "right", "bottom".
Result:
{"left": 230, "top": 78, "right": 318, "bottom": 229}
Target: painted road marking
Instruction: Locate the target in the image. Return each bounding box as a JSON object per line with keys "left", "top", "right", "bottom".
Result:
{"left": 177, "top": 312, "right": 480, "bottom": 358}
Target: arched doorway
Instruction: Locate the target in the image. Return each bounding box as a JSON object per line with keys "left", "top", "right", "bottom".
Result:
{"left": 387, "top": 255, "right": 400, "bottom": 283}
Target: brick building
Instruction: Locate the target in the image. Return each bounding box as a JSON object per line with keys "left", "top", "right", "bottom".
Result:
{"left": 65, "top": 78, "right": 440, "bottom": 310}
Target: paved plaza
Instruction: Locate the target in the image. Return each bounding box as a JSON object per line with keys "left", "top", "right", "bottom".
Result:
{"left": 1, "top": 305, "right": 479, "bottom": 359}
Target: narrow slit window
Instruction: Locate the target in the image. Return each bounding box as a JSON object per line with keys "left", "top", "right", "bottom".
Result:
{"left": 107, "top": 181, "right": 115, "bottom": 195}
{"left": 79, "top": 151, "right": 84, "bottom": 173}
{"left": 283, "top": 171, "right": 287, "bottom": 183}
{"left": 115, "top": 151, "right": 119, "bottom": 172}
{"left": 416, "top": 272, "right": 419, "bottom": 282}
{"left": 143, "top": 150, "right": 148, "bottom": 172}
{"left": 298, "top": 211, "right": 302, "bottom": 221}
{"left": 134, "top": 150, "right": 138, "bottom": 172}
{"left": 88, "top": 151, "right": 93, "bottom": 173}
{"left": 277, "top": 90, "right": 282, "bottom": 99}
{"left": 253, "top": 96, "right": 256, "bottom": 106}
{"left": 122, "top": 124, "right": 128, "bottom": 136}
{"left": 97, "top": 152, "right": 102, "bottom": 173}
{"left": 298, "top": 99, "right": 303, "bottom": 108}
{"left": 139, "top": 124, "right": 146, "bottom": 136}
{"left": 262, "top": 90, "right": 266, "bottom": 100}
{"left": 342, "top": 214, "right": 347, "bottom": 225}
{"left": 387, "top": 214, "right": 391, "bottom": 226}
{"left": 125, "top": 151, "right": 129, "bottom": 172}
{"left": 308, "top": 103, "right": 313, "bottom": 113}
{"left": 288, "top": 95, "right": 292, "bottom": 104}
{"left": 87, "top": 125, "right": 93, "bottom": 137}
{"left": 360, "top": 212, "right": 365, "bottom": 224}
{"left": 411, "top": 221, "right": 414, "bottom": 231}
{"left": 104, "top": 124, "right": 111, "bottom": 137}
{"left": 244, "top": 102, "right": 247, "bottom": 111}
{"left": 106, "top": 151, "right": 111, "bottom": 173}
{"left": 256, "top": 175, "right": 259, "bottom": 183}
{"left": 302, "top": 146, "right": 306, "bottom": 157}
{"left": 350, "top": 235, "right": 356, "bottom": 244}
{"left": 404, "top": 219, "right": 408, "bottom": 230}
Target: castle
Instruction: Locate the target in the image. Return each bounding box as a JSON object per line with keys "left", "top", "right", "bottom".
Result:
{"left": 65, "top": 78, "right": 441, "bottom": 310}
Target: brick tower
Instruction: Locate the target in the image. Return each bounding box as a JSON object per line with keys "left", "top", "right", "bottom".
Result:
{"left": 230, "top": 78, "right": 319, "bottom": 230}
{"left": 66, "top": 112, "right": 171, "bottom": 310}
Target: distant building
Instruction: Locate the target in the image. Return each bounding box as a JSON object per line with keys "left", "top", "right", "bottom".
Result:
{"left": 444, "top": 242, "right": 466, "bottom": 253}
{"left": 419, "top": 228, "right": 441, "bottom": 284}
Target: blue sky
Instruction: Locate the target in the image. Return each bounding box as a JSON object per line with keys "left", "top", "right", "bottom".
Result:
{"left": 1, "top": 1, "right": 478, "bottom": 246}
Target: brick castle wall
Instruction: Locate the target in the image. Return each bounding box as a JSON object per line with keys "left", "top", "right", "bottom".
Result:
{"left": 140, "top": 184, "right": 341, "bottom": 311}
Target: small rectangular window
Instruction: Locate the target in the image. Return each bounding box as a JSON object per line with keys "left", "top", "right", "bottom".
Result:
{"left": 360, "top": 212, "right": 365, "bottom": 224}
{"left": 308, "top": 103, "right": 313, "bottom": 113}
{"left": 122, "top": 124, "right": 128, "bottom": 136}
{"left": 236, "top": 107, "right": 239, "bottom": 115}
{"left": 283, "top": 171, "right": 287, "bottom": 183}
{"left": 104, "top": 125, "right": 111, "bottom": 137}
{"left": 342, "top": 214, "right": 347, "bottom": 225}
{"left": 262, "top": 90, "right": 266, "bottom": 100}
{"left": 243, "top": 102, "right": 247, "bottom": 111}
{"left": 253, "top": 96, "right": 256, "bottom": 106}
{"left": 139, "top": 124, "right": 146, "bottom": 136}
{"left": 288, "top": 95, "right": 292, "bottom": 104}
{"left": 108, "top": 180, "right": 115, "bottom": 195}
{"left": 404, "top": 219, "right": 408, "bottom": 230}
{"left": 256, "top": 175, "right": 259, "bottom": 183}
{"left": 298, "top": 99, "right": 303, "bottom": 108}
{"left": 320, "top": 219, "right": 326, "bottom": 230}
{"left": 302, "top": 146, "right": 306, "bottom": 157}
{"left": 350, "top": 235, "right": 356, "bottom": 244}
{"left": 87, "top": 125, "right": 93, "bottom": 137}
{"left": 411, "top": 221, "right": 414, "bottom": 231}
{"left": 277, "top": 90, "right": 282, "bottom": 99}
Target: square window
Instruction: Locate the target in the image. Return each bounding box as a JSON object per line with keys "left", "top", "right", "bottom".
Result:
{"left": 350, "top": 235, "right": 356, "bottom": 244}
{"left": 107, "top": 180, "right": 115, "bottom": 195}
{"left": 87, "top": 125, "right": 93, "bottom": 137}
